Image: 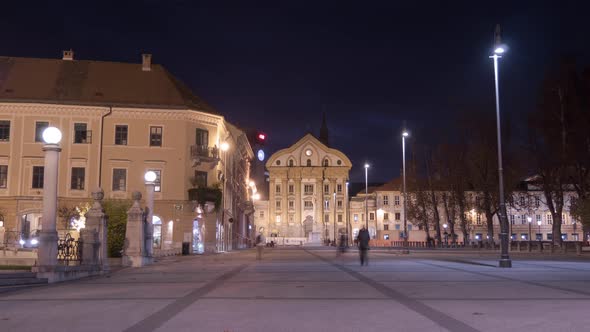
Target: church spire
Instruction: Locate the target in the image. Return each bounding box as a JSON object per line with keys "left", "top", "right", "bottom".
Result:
{"left": 319, "top": 112, "right": 329, "bottom": 146}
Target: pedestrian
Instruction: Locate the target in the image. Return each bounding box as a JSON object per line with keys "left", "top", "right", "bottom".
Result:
{"left": 256, "top": 232, "right": 265, "bottom": 260}
{"left": 356, "top": 227, "right": 370, "bottom": 266}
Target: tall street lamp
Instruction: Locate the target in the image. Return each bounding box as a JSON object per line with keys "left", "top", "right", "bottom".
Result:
{"left": 333, "top": 191, "right": 337, "bottom": 245}
{"left": 364, "top": 163, "right": 370, "bottom": 231}
{"left": 490, "top": 24, "right": 511, "bottom": 268}
{"left": 144, "top": 171, "right": 156, "bottom": 257}
{"left": 38, "top": 127, "right": 62, "bottom": 268}
{"left": 346, "top": 181, "right": 350, "bottom": 245}
{"left": 526, "top": 217, "right": 533, "bottom": 251}
{"left": 401, "top": 130, "right": 410, "bottom": 254}
{"left": 220, "top": 141, "right": 230, "bottom": 252}
{"left": 537, "top": 219, "right": 542, "bottom": 241}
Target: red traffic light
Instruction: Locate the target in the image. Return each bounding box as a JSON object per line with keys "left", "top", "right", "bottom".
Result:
{"left": 258, "top": 133, "right": 266, "bottom": 141}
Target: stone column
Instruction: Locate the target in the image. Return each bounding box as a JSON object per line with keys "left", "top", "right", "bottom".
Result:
{"left": 82, "top": 188, "right": 109, "bottom": 271}
{"left": 38, "top": 143, "right": 61, "bottom": 268}
{"left": 144, "top": 182, "right": 154, "bottom": 257}
{"left": 123, "top": 191, "right": 152, "bottom": 267}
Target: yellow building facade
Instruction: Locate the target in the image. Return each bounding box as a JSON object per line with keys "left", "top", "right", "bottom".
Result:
{"left": 0, "top": 53, "right": 253, "bottom": 254}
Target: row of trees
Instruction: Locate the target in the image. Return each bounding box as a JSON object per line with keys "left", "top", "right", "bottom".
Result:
{"left": 406, "top": 58, "right": 590, "bottom": 247}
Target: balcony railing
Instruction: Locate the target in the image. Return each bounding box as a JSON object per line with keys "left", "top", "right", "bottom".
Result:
{"left": 191, "top": 145, "right": 219, "bottom": 160}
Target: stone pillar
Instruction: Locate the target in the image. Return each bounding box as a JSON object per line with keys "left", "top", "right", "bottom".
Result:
{"left": 81, "top": 188, "right": 109, "bottom": 271}
{"left": 38, "top": 144, "right": 61, "bottom": 268}
{"left": 123, "top": 191, "right": 152, "bottom": 267}
{"left": 144, "top": 183, "right": 154, "bottom": 258}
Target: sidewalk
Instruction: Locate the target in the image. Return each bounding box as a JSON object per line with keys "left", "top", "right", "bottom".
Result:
{"left": 1, "top": 248, "right": 589, "bottom": 331}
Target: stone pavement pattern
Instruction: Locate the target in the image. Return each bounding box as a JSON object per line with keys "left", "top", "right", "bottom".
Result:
{"left": 1, "top": 248, "right": 590, "bottom": 332}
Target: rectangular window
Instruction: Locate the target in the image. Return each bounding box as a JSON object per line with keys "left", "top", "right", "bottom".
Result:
{"left": 338, "top": 214, "right": 343, "bottom": 223}
{"left": 0, "top": 165, "right": 7, "bottom": 188}
{"left": 115, "top": 125, "right": 128, "bottom": 145}
{"left": 149, "top": 170, "right": 162, "bottom": 192}
{"left": 324, "top": 184, "right": 329, "bottom": 193}
{"left": 535, "top": 233, "right": 542, "bottom": 241}
{"left": 275, "top": 184, "right": 281, "bottom": 194}
{"left": 384, "top": 234, "right": 390, "bottom": 240}
{"left": 195, "top": 128, "right": 209, "bottom": 147}
{"left": 304, "top": 184, "right": 314, "bottom": 194}
{"left": 536, "top": 215, "right": 542, "bottom": 224}
{"left": 384, "top": 224, "right": 389, "bottom": 230}
{"left": 384, "top": 213, "right": 389, "bottom": 220}
{"left": 476, "top": 213, "right": 482, "bottom": 225}
{"left": 32, "top": 166, "right": 44, "bottom": 188}
{"left": 521, "top": 233, "right": 528, "bottom": 241}
{"left": 395, "top": 224, "right": 401, "bottom": 230}
{"left": 521, "top": 215, "right": 527, "bottom": 225}
{"left": 0, "top": 120, "right": 10, "bottom": 141}
{"left": 325, "top": 200, "right": 330, "bottom": 209}
{"left": 337, "top": 200, "right": 342, "bottom": 208}
{"left": 275, "top": 200, "right": 281, "bottom": 209}
{"left": 369, "top": 212, "right": 375, "bottom": 221}
{"left": 288, "top": 184, "right": 294, "bottom": 194}
{"left": 562, "top": 214, "right": 566, "bottom": 224}
{"left": 35, "top": 122, "right": 49, "bottom": 142}
{"left": 395, "top": 212, "right": 401, "bottom": 221}
{"left": 112, "top": 169, "right": 127, "bottom": 191}
{"left": 70, "top": 167, "right": 85, "bottom": 190}
{"left": 547, "top": 214, "right": 553, "bottom": 224}
{"left": 394, "top": 196, "right": 400, "bottom": 206}
{"left": 150, "top": 126, "right": 163, "bottom": 147}
{"left": 535, "top": 196, "right": 540, "bottom": 208}
{"left": 547, "top": 233, "right": 553, "bottom": 240}
{"left": 193, "top": 171, "right": 207, "bottom": 188}
{"left": 337, "top": 184, "right": 342, "bottom": 193}
{"left": 276, "top": 215, "right": 281, "bottom": 223}
{"left": 304, "top": 201, "right": 313, "bottom": 209}
{"left": 324, "top": 214, "right": 329, "bottom": 223}
{"left": 510, "top": 233, "right": 516, "bottom": 240}
{"left": 510, "top": 215, "right": 515, "bottom": 225}
{"left": 74, "top": 123, "right": 91, "bottom": 144}
{"left": 354, "top": 214, "right": 358, "bottom": 222}
{"left": 289, "top": 200, "right": 294, "bottom": 209}
{"left": 383, "top": 195, "right": 389, "bottom": 205}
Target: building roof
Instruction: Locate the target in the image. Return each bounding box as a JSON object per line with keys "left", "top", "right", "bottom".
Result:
{"left": 356, "top": 177, "right": 402, "bottom": 195}
{"left": 0, "top": 55, "right": 218, "bottom": 113}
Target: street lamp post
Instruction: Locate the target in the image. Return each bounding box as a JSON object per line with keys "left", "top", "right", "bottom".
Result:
{"left": 364, "top": 163, "right": 370, "bottom": 231}
{"left": 38, "top": 127, "right": 62, "bottom": 268}
{"left": 490, "top": 24, "right": 511, "bottom": 268}
{"left": 333, "top": 191, "right": 336, "bottom": 245}
{"left": 346, "top": 181, "right": 350, "bottom": 245}
{"left": 527, "top": 217, "right": 533, "bottom": 251}
{"left": 401, "top": 131, "right": 409, "bottom": 254}
{"left": 537, "top": 220, "right": 542, "bottom": 241}
{"left": 144, "top": 171, "right": 156, "bottom": 258}
{"left": 443, "top": 223, "right": 448, "bottom": 248}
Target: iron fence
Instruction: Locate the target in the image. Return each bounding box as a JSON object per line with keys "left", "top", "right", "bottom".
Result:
{"left": 57, "top": 233, "right": 82, "bottom": 265}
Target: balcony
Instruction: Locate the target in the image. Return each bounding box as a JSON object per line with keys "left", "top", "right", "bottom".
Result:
{"left": 190, "top": 145, "right": 220, "bottom": 170}
{"left": 188, "top": 186, "right": 222, "bottom": 211}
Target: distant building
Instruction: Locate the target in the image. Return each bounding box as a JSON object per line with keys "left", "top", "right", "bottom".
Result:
{"left": 0, "top": 51, "right": 253, "bottom": 254}
{"left": 255, "top": 132, "right": 352, "bottom": 245}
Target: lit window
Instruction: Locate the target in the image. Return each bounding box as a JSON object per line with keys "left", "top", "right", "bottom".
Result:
{"left": 71, "top": 167, "right": 85, "bottom": 190}
{"left": 337, "top": 184, "right": 342, "bottom": 193}
{"left": 149, "top": 169, "right": 162, "bottom": 192}
{"left": 74, "top": 123, "right": 91, "bottom": 144}
{"left": 369, "top": 212, "right": 375, "bottom": 221}
{"left": 115, "top": 125, "right": 128, "bottom": 145}
{"left": 150, "top": 126, "right": 163, "bottom": 147}
{"left": 288, "top": 184, "right": 294, "bottom": 194}
{"left": 112, "top": 169, "right": 127, "bottom": 191}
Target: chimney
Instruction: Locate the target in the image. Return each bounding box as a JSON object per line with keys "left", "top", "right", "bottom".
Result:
{"left": 142, "top": 54, "right": 152, "bottom": 71}
{"left": 62, "top": 49, "right": 74, "bottom": 61}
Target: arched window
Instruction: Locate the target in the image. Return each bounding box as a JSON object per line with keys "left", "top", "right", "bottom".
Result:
{"left": 288, "top": 159, "right": 294, "bottom": 167}
{"left": 152, "top": 216, "right": 162, "bottom": 249}
{"left": 323, "top": 159, "right": 329, "bottom": 167}
{"left": 307, "top": 159, "right": 312, "bottom": 167}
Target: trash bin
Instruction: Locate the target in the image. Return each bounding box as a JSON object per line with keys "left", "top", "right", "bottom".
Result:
{"left": 182, "top": 242, "right": 190, "bottom": 255}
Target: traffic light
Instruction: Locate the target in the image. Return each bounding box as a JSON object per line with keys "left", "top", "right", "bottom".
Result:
{"left": 256, "top": 132, "right": 266, "bottom": 145}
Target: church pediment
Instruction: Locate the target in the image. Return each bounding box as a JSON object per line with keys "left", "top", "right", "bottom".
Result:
{"left": 266, "top": 133, "right": 352, "bottom": 169}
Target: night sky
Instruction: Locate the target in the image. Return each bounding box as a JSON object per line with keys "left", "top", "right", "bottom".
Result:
{"left": 2, "top": 1, "right": 589, "bottom": 183}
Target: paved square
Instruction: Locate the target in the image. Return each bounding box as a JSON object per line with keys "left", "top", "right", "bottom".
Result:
{"left": 1, "top": 248, "right": 590, "bottom": 331}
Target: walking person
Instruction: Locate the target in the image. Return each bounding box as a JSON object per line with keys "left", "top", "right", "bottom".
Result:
{"left": 357, "top": 227, "right": 370, "bottom": 266}
{"left": 256, "top": 231, "right": 265, "bottom": 260}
